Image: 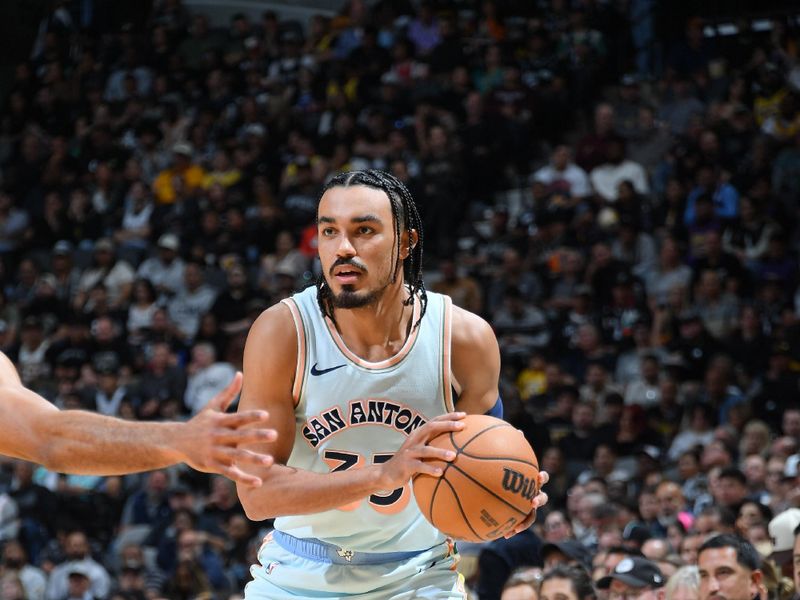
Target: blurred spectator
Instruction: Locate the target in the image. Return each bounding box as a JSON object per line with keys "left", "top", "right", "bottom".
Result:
{"left": 590, "top": 140, "right": 649, "bottom": 203}
{"left": 1, "top": 539, "right": 46, "bottom": 600}
{"left": 46, "top": 531, "right": 110, "bottom": 600}
{"left": 167, "top": 261, "right": 217, "bottom": 342}
{"left": 183, "top": 342, "right": 236, "bottom": 415}
{"left": 153, "top": 142, "right": 206, "bottom": 206}
{"left": 663, "top": 565, "right": 699, "bottom": 600}
{"left": 120, "top": 470, "right": 171, "bottom": 530}
{"left": 73, "top": 239, "right": 135, "bottom": 312}
{"left": 136, "top": 233, "right": 186, "bottom": 299}
{"left": 430, "top": 259, "right": 483, "bottom": 315}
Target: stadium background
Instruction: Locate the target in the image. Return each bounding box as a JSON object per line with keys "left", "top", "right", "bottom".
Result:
{"left": 0, "top": 0, "right": 800, "bottom": 599}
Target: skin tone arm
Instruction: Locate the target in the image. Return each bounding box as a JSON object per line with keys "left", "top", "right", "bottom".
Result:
{"left": 450, "top": 306, "right": 549, "bottom": 537}
{"left": 0, "top": 352, "right": 276, "bottom": 485}
{"left": 236, "top": 303, "right": 465, "bottom": 521}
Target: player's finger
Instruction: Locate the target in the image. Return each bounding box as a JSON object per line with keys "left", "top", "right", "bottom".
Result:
{"left": 216, "top": 463, "right": 263, "bottom": 487}
{"left": 414, "top": 461, "right": 445, "bottom": 478}
{"left": 538, "top": 470, "right": 550, "bottom": 486}
{"left": 213, "top": 427, "right": 277, "bottom": 446}
{"left": 430, "top": 411, "right": 466, "bottom": 422}
{"left": 415, "top": 446, "right": 456, "bottom": 462}
{"left": 532, "top": 490, "right": 549, "bottom": 510}
{"left": 214, "top": 409, "right": 271, "bottom": 429}
{"left": 505, "top": 511, "right": 537, "bottom": 538}
{"left": 206, "top": 372, "right": 243, "bottom": 412}
{"left": 419, "top": 419, "right": 465, "bottom": 441}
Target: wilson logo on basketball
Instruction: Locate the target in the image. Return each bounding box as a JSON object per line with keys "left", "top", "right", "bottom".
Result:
{"left": 501, "top": 467, "right": 537, "bottom": 500}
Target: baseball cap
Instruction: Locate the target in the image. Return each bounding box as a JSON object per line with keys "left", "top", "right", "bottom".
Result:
{"left": 66, "top": 561, "right": 93, "bottom": 579}
{"left": 172, "top": 141, "right": 194, "bottom": 157}
{"left": 541, "top": 540, "right": 592, "bottom": 569}
{"left": 53, "top": 240, "right": 74, "bottom": 255}
{"left": 597, "top": 557, "right": 665, "bottom": 589}
{"left": 622, "top": 523, "right": 653, "bottom": 545}
{"left": 784, "top": 454, "right": 800, "bottom": 479}
{"left": 638, "top": 445, "right": 663, "bottom": 462}
{"left": 768, "top": 508, "right": 800, "bottom": 565}
{"left": 94, "top": 238, "right": 114, "bottom": 252}
{"left": 157, "top": 233, "right": 180, "bottom": 251}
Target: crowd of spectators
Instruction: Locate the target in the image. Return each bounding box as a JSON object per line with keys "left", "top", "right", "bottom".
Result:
{"left": 0, "top": 0, "right": 800, "bottom": 599}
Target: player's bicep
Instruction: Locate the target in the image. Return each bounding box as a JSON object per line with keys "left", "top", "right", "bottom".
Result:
{"left": 238, "top": 303, "right": 298, "bottom": 466}
{"left": 450, "top": 308, "right": 501, "bottom": 415}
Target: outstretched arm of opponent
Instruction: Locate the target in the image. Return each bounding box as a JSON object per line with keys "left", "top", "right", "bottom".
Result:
{"left": 236, "top": 303, "right": 464, "bottom": 521}
{"left": 451, "top": 306, "right": 549, "bottom": 536}
{"left": 0, "top": 352, "right": 276, "bottom": 485}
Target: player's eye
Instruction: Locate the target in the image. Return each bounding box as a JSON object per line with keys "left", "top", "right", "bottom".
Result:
{"left": 358, "top": 226, "right": 374, "bottom": 235}
{"left": 321, "top": 227, "right": 335, "bottom": 236}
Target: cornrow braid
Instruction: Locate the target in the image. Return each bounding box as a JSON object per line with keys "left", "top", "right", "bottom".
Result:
{"left": 315, "top": 169, "right": 427, "bottom": 329}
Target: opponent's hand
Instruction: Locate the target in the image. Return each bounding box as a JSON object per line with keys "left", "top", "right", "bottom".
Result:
{"left": 504, "top": 470, "right": 549, "bottom": 538}
{"left": 175, "top": 372, "right": 277, "bottom": 486}
{"left": 376, "top": 412, "right": 466, "bottom": 490}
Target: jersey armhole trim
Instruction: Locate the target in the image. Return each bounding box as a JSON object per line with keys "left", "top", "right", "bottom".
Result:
{"left": 280, "top": 298, "right": 306, "bottom": 408}
{"left": 442, "top": 295, "right": 454, "bottom": 412}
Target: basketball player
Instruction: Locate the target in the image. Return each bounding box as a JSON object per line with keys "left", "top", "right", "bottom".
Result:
{"left": 237, "top": 170, "right": 549, "bottom": 599}
{"left": 0, "top": 351, "right": 275, "bottom": 485}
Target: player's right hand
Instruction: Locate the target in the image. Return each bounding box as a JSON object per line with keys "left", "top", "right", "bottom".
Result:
{"left": 375, "top": 412, "right": 466, "bottom": 490}
{"left": 175, "top": 372, "right": 278, "bottom": 487}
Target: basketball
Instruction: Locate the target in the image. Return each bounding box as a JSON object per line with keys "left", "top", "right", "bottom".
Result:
{"left": 412, "top": 414, "right": 539, "bottom": 542}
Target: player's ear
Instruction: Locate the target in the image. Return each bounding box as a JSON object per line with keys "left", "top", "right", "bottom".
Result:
{"left": 400, "top": 229, "right": 418, "bottom": 259}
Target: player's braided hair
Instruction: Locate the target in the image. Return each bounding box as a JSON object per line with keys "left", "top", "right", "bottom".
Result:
{"left": 315, "top": 169, "right": 427, "bottom": 329}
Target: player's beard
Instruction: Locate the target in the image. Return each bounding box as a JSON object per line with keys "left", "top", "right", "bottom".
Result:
{"left": 328, "top": 257, "right": 397, "bottom": 309}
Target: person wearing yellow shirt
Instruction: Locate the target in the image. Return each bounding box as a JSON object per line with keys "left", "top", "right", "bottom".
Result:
{"left": 153, "top": 142, "right": 206, "bottom": 204}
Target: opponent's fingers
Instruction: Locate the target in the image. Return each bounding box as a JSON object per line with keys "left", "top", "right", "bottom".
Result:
{"left": 215, "top": 463, "right": 263, "bottom": 487}
{"left": 214, "top": 409, "right": 271, "bottom": 430}
{"left": 213, "top": 446, "right": 274, "bottom": 467}
{"left": 211, "top": 427, "right": 277, "bottom": 446}
{"left": 205, "top": 372, "right": 243, "bottom": 412}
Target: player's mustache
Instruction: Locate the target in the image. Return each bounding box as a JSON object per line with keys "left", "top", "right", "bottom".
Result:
{"left": 330, "top": 258, "right": 368, "bottom": 276}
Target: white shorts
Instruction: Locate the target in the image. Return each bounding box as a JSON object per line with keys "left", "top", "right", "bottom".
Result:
{"left": 244, "top": 531, "right": 467, "bottom": 600}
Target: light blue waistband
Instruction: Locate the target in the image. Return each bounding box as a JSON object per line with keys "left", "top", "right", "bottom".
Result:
{"left": 271, "top": 530, "right": 433, "bottom": 566}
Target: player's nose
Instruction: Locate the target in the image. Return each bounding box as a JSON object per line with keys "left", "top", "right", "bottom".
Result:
{"left": 336, "top": 235, "right": 356, "bottom": 257}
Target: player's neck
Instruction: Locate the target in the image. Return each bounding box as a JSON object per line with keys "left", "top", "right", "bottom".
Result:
{"left": 332, "top": 282, "right": 413, "bottom": 359}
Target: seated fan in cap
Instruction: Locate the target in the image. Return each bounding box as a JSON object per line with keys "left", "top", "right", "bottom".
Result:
{"left": 598, "top": 556, "right": 666, "bottom": 600}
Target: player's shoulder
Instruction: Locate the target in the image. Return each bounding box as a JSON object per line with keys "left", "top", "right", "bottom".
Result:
{"left": 246, "top": 300, "right": 297, "bottom": 345}
{"left": 450, "top": 304, "right": 496, "bottom": 350}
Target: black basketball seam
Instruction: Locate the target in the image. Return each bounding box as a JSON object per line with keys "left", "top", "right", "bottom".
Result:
{"left": 428, "top": 474, "right": 442, "bottom": 527}
{"left": 449, "top": 463, "right": 530, "bottom": 517}
{"left": 453, "top": 423, "right": 512, "bottom": 453}
{"left": 457, "top": 452, "right": 539, "bottom": 468}
{"left": 440, "top": 476, "right": 485, "bottom": 542}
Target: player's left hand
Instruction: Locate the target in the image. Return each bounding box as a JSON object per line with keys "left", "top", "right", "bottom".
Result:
{"left": 175, "top": 372, "right": 278, "bottom": 486}
{"left": 504, "top": 470, "right": 549, "bottom": 538}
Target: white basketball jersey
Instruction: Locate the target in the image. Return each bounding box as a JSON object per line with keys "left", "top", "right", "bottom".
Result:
{"left": 276, "top": 285, "right": 455, "bottom": 553}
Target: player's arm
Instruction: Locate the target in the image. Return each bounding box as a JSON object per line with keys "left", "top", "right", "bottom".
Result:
{"left": 450, "top": 306, "right": 549, "bottom": 536}
{"left": 0, "top": 352, "right": 276, "bottom": 484}
{"left": 235, "top": 303, "right": 464, "bottom": 521}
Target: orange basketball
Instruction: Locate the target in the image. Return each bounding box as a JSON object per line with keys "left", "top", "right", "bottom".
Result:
{"left": 412, "top": 414, "right": 539, "bottom": 542}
